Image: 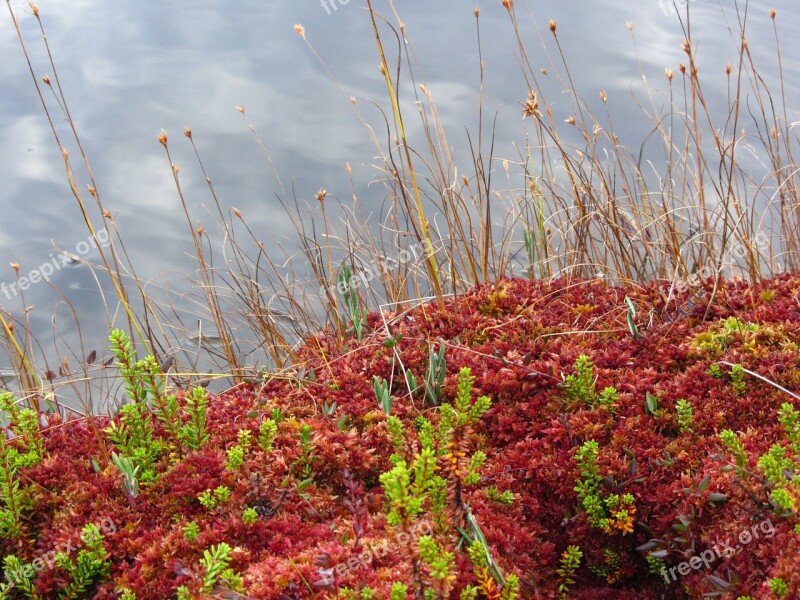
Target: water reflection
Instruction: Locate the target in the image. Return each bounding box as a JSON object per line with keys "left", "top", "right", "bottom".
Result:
{"left": 0, "top": 0, "right": 798, "bottom": 401}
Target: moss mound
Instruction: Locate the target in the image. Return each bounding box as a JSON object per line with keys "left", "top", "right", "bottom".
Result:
{"left": 2, "top": 275, "right": 800, "bottom": 598}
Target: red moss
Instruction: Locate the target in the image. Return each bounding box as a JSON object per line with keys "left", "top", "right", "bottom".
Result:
{"left": 2, "top": 275, "right": 800, "bottom": 598}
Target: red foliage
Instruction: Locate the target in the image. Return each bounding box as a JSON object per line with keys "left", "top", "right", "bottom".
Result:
{"left": 2, "top": 275, "right": 800, "bottom": 598}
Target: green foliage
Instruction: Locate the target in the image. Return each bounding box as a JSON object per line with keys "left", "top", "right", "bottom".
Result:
{"left": 380, "top": 448, "right": 436, "bottom": 526}
{"left": 563, "top": 355, "right": 617, "bottom": 408}
{"left": 690, "top": 317, "right": 758, "bottom": 357}
{"left": 197, "top": 542, "right": 245, "bottom": 595}
{"left": 757, "top": 445, "right": 795, "bottom": 510}
{"left": 0, "top": 394, "right": 45, "bottom": 537}
{"left": 706, "top": 364, "right": 724, "bottom": 378}
{"left": 0, "top": 391, "right": 44, "bottom": 467}
{"left": 373, "top": 375, "right": 393, "bottom": 415}
{"left": 242, "top": 507, "right": 258, "bottom": 525}
{"left": 0, "top": 437, "right": 24, "bottom": 538}
{"left": 778, "top": 402, "right": 800, "bottom": 456}
{"left": 720, "top": 429, "right": 750, "bottom": 477}
{"left": 574, "top": 440, "right": 636, "bottom": 534}
{"left": 104, "top": 400, "right": 161, "bottom": 485}
{"left": 644, "top": 392, "right": 667, "bottom": 418}
{"left": 564, "top": 355, "right": 595, "bottom": 404}
{"left": 418, "top": 536, "right": 455, "bottom": 591}
{"left": 56, "top": 523, "right": 110, "bottom": 600}
{"left": 465, "top": 450, "right": 487, "bottom": 485}
{"left": 645, "top": 553, "right": 666, "bottom": 576}
{"left": 183, "top": 521, "right": 200, "bottom": 542}
{"left": 386, "top": 415, "right": 405, "bottom": 458}
{"left": 390, "top": 583, "right": 409, "bottom": 600}
{"left": 338, "top": 264, "right": 366, "bottom": 342}
{"left": 675, "top": 399, "right": 694, "bottom": 433}
{"left": 724, "top": 404, "right": 800, "bottom": 513}
{"left": 424, "top": 342, "right": 447, "bottom": 405}
{"left": 118, "top": 590, "right": 137, "bottom": 600}
{"left": 258, "top": 418, "right": 278, "bottom": 453}
{"left": 598, "top": 386, "right": 618, "bottom": 408}
{"left": 769, "top": 577, "right": 788, "bottom": 597}
{"left": 730, "top": 364, "right": 747, "bottom": 395}
{"left": 199, "top": 486, "right": 231, "bottom": 511}
{"left": 556, "top": 545, "right": 582, "bottom": 599}
{"left": 294, "top": 423, "right": 316, "bottom": 480}
{"left": 2, "top": 554, "right": 41, "bottom": 599}
{"left": 405, "top": 369, "right": 419, "bottom": 397}
{"left": 454, "top": 367, "right": 492, "bottom": 425}
{"left": 459, "top": 587, "right": 478, "bottom": 600}
{"left": 225, "top": 429, "right": 252, "bottom": 470}
{"left": 105, "top": 331, "right": 210, "bottom": 485}
{"left": 226, "top": 445, "right": 245, "bottom": 471}
{"left": 179, "top": 386, "right": 210, "bottom": 451}
{"left": 110, "top": 451, "right": 140, "bottom": 499}
{"left": 466, "top": 540, "right": 519, "bottom": 599}
{"left": 486, "top": 486, "right": 515, "bottom": 505}
{"left": 624, "top": 296, "right": 642, "bottom": 339}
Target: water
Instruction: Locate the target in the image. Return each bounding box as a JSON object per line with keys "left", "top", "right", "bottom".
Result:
{"left": 1, "top": 0, "right": 798, "bottom": 402}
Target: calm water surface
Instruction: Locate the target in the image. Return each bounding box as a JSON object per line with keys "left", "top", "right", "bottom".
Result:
{"left": 0, "top": 0, "right": 798, "bottom": 395}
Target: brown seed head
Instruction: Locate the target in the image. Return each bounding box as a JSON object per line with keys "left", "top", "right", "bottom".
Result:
{"left": 679, "top": 63, "right": 686, "bottom": 74}
{"left": 294, "top": 24, "right": 305, "bottom": 39}
{"left": 474, "top": 7, "right": 479, "bottom": 17}
{"left": 42, "top": 75, "right": 51, "bottom": 85}
{"left": 665, "top": 68, "right": 674, "bottom": 81}
{"left": 235, "top": 105, "right": 244, "bottom": 114}
{"left": 103, "top": 210, "right": 112, "bottom": 219}
{"left": 10, "top": 262, "right": 19, "bottom": 274}
{"left": 682, "top": 39, "right": 691, "bottom": 54}
{"left": 184, "top": 126, "right": 192, "bottom": 138}
{"left": 157, "top": 130, "right": 168, "bottom": 147}
{"left": 29, "top": 3, "right": 38, "bottom": 17}
{"left": 197, "top": 226, "right": 204, "bottom": 237}
{"left": 501, "top": 0, "right": 513, "bottom": 11}
{"left": 626, "top": 21, "right": 633, "bottom": 32}
{"left": 565, "top": 116, "right": 576, "bottom": 125}
{"left": 87, "top": 185, "right": 97, "bottom": 197}
{"left": 232, "top": 207, "right": 242, "bottom": 219}
{"left": 522, "top": 90, "right": 540, "bottom": 118}
{"left": 315, "top": 188, "right": 328, "bottom": 203}
{"left": 599, "top": 90, "right": 608, "bottom": 103}
{"left": 548, "top": 19, "right": 557, "bottom": 33}
{"left": 726, "top": 63, "right": 731, "bottom": 76}
{"left": 346, "top": 162, "right": 352, "bottom": 177}
{"left": 769, "top": 8, "right": 776, "bottom": 19}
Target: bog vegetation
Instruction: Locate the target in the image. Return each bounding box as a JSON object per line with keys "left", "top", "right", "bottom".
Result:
{"left": 1, "top": 0, "right": 799, "bottom": 598}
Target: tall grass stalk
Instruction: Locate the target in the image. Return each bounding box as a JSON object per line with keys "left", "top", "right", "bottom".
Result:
{"left": 1, "top": 1, "right": 797, "bottom": 415}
